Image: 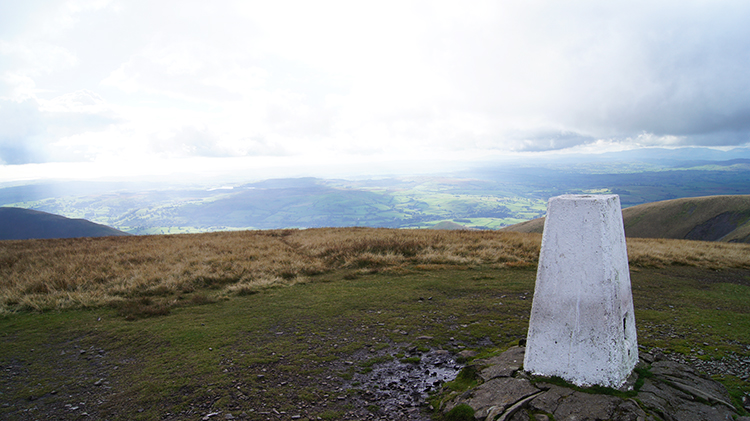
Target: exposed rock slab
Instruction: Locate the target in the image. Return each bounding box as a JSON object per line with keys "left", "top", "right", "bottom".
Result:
{"left": 463, "top": 377, "right": 540, "bottom": 419}
{"left": 473, "top": 346, "right": 525, "bottom": 381}
{"left": 444, "top": 346, "right": 745, "bottom": 421}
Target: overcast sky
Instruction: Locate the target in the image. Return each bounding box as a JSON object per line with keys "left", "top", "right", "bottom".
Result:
{"left": 2, "top": 0, "right": 750, "bottom": 182}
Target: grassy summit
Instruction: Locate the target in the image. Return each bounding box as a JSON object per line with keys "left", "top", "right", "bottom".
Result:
{"left": 1, "top": 228, "right": 749, "bottom": 419}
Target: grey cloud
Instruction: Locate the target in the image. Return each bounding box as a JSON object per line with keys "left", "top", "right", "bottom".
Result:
{"left": 569, "top": 3, "right": 750, "bottom": 141}
{"left": 0, "top": 99, "right": 47, "bottom": 164}
{"left": 434, "top": 1, "right": 750, "bottom": 147}
{"left": 0, "top": 97, "right": 117, "bottom": 164}
{"left": 5, "top": 0, "right": 750, "bottom": 168}
{"left": 0, "top": 143, "right": 39, "bottom": 165}
{"left": 680, "top": 131, "right": 750, "bottom": 148}
{"left": 510, "top": 130, "right": 597, "bottom": 152}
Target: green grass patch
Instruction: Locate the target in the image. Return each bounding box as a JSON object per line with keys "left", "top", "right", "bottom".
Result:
{"left": 445, "top": 365, "right": 479, "bottom": 392}
{"left": 444, "top": 403, "right": 476, "bottom": 421}
{"left": 531, "top": 372, "right": 645, "bottom": 399}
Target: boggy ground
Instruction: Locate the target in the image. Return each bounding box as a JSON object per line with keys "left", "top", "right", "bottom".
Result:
{"left": 2, "top": 264, "right": 750, "bottom": 420}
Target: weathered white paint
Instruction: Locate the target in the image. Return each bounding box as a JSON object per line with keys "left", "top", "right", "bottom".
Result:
{"left": 524, "top": 194, "right": 638, "bottom": 388}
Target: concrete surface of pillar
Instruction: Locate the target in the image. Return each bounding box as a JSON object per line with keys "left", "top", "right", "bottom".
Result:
{"left": 524, "top": 194, "right": 638, "bottom": 388}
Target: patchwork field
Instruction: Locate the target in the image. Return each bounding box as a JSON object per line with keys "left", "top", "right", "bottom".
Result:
{"left": 3, "top": 158, "right": 750, "bottom": 234}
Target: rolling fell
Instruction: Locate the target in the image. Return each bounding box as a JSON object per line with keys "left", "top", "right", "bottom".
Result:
{"left": 0, "top": 207, "right": 130, "bottom": 240}
{"left": 501, "top": 195, "right": 750, "bottom": 243}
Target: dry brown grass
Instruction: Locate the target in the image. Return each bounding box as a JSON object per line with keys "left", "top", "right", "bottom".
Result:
{"left": 627, "top": 237, "right": 750, "bottom": 269}
{"left": 503, "top": 195, "right": 750, "bottom": 243}
{"left": 2, "top": 228, "right": 749, "bottom": 314}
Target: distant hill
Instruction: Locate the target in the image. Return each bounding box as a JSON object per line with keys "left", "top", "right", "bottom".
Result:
{"left": 500, "top": 195, "right": 750, "bottom": 243}
{"left": 0, "top": 207, "right": 130, "bottom": 240}
{"left": 428, "top": 221, "right": 475, "bottom": 230}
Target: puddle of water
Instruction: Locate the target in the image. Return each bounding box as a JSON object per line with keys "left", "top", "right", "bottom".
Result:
{"left": 347, "top": 349, "right": 463, "bottom": 420}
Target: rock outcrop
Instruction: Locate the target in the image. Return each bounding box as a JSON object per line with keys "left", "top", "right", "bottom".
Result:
{"left": 443, "top": 346, "right": 749, "bottom": 421}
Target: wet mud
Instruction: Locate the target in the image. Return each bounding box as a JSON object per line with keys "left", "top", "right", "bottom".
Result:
{"left": 345, "top": 348, "right": 463, "bottom": 420}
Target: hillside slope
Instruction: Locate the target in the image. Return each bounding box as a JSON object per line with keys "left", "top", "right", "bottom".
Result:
{"left": 0, "top": 207, "right": 130, "bottom": 240}
{"left": 500, "top": 195, "right": 750, "bottom": 243}
{"left": 428, "top": 221, "right": 476, "bottom": 230}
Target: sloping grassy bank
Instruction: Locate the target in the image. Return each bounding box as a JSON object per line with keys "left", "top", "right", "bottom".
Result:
{"left": 501, "top": 194, "right": 750, "bottom": 243}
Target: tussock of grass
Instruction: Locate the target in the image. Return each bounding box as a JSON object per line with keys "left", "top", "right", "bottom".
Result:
{"left": 115, "top": 297, "right": 171, "bottom": 320}
{"left": 1, "top": 228, "right": 749, "bottom": 313}
{"left": 444, "top": 403, "right": 475, "bottom": 421}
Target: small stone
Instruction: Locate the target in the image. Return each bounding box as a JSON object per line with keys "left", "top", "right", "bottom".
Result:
{"left": 457, "top": 350, "right": 477, "bottom": 359}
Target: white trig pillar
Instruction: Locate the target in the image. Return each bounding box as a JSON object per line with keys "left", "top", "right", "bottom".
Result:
{"left": 524, "top": 194, "right": 638, "bottom": 388}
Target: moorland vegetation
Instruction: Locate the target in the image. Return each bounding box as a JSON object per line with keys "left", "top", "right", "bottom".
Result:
{"left": 1, "top": 228, "right": 750, "bottom": 419}
{"left": 1, "top": 228, "right": 749, "bottom": 315}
